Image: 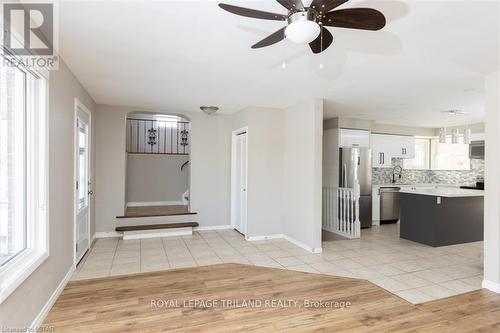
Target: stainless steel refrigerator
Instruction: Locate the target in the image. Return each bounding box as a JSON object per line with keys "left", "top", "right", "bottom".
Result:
{"left": 339, "top": 147, "right": 372, "bottom": 228}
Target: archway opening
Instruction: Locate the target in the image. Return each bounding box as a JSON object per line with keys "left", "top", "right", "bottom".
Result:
{"left": 124, "top": 111, "right": 191, "bottom": 217}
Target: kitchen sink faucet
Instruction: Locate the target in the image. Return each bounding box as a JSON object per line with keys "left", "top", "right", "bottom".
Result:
{"left": 392, "top": 165, "right": 403, "bottom": 184}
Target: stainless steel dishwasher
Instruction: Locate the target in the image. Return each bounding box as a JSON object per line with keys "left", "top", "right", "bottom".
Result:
{"left": 380, "top": 187, "right": 401, "bottom": 223}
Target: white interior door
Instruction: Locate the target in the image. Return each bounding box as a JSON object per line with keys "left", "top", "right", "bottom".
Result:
{"left": 75, "top": 105, "right": 91, "bottom": 263}
{"left": 233, "top": 131, "right": 247, "bottom": 235}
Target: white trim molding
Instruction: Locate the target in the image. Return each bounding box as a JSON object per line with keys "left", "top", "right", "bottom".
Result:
{"left": 194, "top": 225, "right": 233, "bottom": 231}
{"left": 95, "top": 231, "right": 122, "bottom": 239}
{"left": 230, "top": 126, "right": 249, "bottom": 234}
{"left": 246, "top": 234, "right": 322, "bottom": 253}
{"left": 30, "top": 265, "right": 75, "bottom": 330}
{"left": 246, "top": 234, "right": 284, "bottom": 241}
{"left": 73, "top": 97, "right": 93, "bottom": 267}
{"left": 482, "top": 279, "right": 500, "bottom": 293}
{"left": 126, "top": 201, "right": 184, "bottom": 207}
{"left": 284, "top": 235, "right": 322, "bottom": 254}
{"left": 0, "top": 67, "right": 49, "bottom": 303}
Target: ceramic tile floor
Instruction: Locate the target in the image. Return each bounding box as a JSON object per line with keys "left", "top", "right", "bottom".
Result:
{"left": 73, "top": 224, "right": 483, "bottom": 304}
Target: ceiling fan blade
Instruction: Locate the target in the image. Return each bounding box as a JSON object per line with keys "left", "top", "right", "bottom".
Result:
{"left": 218, "top": 3, "right": 287, "bottom": 21}
{"left": 309, "top": 0, "right": 348, "bottom": 14}
{"left": 322, "top": 8, "right": 386, "bottom": 30}
{"left": 252, "top": 28, "right": 286, "bottom": 49}
{"left": 309, "top": 27, "right": 333, "bottom": 54}
{"left": 276, "top": 0, "right": 304, "bottom": 11}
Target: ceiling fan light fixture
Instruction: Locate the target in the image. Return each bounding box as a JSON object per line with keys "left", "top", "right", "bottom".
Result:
{"left": 285, "top": 12, "right": 320, "bottom": 44}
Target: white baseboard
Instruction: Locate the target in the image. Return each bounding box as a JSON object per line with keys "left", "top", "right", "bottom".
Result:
{"left": 126, "top": 201, "right": 184, "bottom": 207}
{"left": 30, "top": 265, "right": 75, "bottom": 329}
{"left": 284, "top": 235, "right": 322, "bottom": 253}
{"left": 194, "top": 225, "right": 233, "bottom": 231}
{"left": 95, "top": 231, "right": 122, "bottom": 238}
{"left": 482, "top": 279, "right": 500, "bottom": 293}
{"left": 246, "top": 234, "right": 285, "bottom": 241}
{"left": 246, "top": 234, "right": 322, "bottom": 253}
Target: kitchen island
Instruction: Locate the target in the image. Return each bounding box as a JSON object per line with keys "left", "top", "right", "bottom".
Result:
{"left": 399, "top": 187, "right": 484, "bottom": 247}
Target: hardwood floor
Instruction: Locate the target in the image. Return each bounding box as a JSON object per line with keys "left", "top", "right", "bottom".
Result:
{"left": 44, "top": 264, "right": 500, "bottom": 332}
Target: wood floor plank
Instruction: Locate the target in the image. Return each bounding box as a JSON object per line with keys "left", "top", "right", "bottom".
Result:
{"left": 43, "top": 264, "right": 500, "bottom": 332}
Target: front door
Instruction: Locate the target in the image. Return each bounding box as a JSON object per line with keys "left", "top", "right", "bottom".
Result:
{"left": 75, "top": 104, "right": 91, "bottom": 263}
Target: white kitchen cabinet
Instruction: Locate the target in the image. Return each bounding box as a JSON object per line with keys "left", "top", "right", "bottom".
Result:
{"left": 371, "top": 134, "right": 394, "bottom": 168}
{"left": 371, "top": 134, "right": 415, "bottom": 167}
{"left": 339, "top": 129, "right": 370, "bottom": 148}
{"left": 397, "top": 136, "right": 415, "bottom": 159}
{"left": 372, "top": 148, "right": 392, "bottom": 168}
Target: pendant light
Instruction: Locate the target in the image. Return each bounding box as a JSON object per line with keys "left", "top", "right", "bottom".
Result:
{"left": 464, "top": 125, "right": 471, "bottom": 144}
{"left": 438, "top": 127, "right": 447, "bottom": 143}
{"left": 451, "top": 128, "right": 459, "bottom": 144}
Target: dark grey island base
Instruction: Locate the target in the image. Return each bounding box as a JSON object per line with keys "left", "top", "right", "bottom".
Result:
{"left": 400, "top": 192, "right": 484, "bottom": 247}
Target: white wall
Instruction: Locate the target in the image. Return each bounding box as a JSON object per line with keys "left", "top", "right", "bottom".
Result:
{"left": 126, "top": 154, "right": 189, "bottom": 204}
{"left": 232, "top": 107, "right": 284, "bottom": 238}
{"left": 95, "top": 105, "right": 232, "bottom": 231}
{"left": 282, "top": 99, "right": 323, "bottom": 252}
{"left": 483, "top": 70, "right": 500, "bottom": 292}
{"left": 0, "top": 60, "right": 96, "bottom": 328}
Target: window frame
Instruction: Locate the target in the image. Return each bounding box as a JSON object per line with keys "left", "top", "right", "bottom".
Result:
{"left": 0, "top": 53, "right": 49, "bottom": 303}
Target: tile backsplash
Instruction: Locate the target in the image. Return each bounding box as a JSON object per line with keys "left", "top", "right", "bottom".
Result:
{"left": 372, "top": 158, "right": 484, "bottom": 186}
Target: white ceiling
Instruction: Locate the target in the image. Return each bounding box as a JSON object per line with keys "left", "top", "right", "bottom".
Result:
{"left": 58, "top": 0, "right": 500, "bottom": 127}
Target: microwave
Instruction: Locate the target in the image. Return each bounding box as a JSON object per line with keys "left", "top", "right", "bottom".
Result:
{"left": 469, "top": 140, "right": 485, "bottom": 159}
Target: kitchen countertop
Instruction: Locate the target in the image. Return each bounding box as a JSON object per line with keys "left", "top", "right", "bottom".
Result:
{"left": 399, "top": 187, "right": 484, "bottom": 197}
{"left": 373, "top": 184, "right": 457, "bottom": 189}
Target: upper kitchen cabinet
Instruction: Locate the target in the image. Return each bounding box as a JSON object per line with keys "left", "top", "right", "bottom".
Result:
{"left": 398, "top": 135, "right": 416, "bottom": 159}
{"left": 371, "top": 134, "right": 416, "bottom": 168}
{"left": 339, "top": 129, "right": 370, "bottom": 148}
{"left": 371, "top": 134, "right": 393, "bottom": 168}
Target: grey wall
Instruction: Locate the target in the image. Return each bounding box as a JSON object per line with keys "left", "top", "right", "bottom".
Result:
{"left": 126, "top": 154, "right": 189, "bottom": 204}
{"left": 95, "top": 105, "right": 232, "bottom": 232}
{"left": 282, "top": 99, "right": 323, "bottom": 251}
{"left": 232, "top": 107, "right": 284, "bottom": 238}
{"left": 484, "top": 70, "right": 500, "bottom": 291}
{"left": 372, "top": 158, "right": 485, "bottom": 186}
{"left": 0, "top": 60, "right": 96, "bottom": 328}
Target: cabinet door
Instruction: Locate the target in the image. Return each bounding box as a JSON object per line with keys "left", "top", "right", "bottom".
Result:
{"left": 340, "top": 129, "right": 370, "bottom": 148}
{"left": 371, "top": 134, "right": 393, "bottom": 168}
{"left": 399, "top": 136, "right": 415, "bottom": 159}
{"left": 372, "top": 149, "right": 391, "bottom": 168}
